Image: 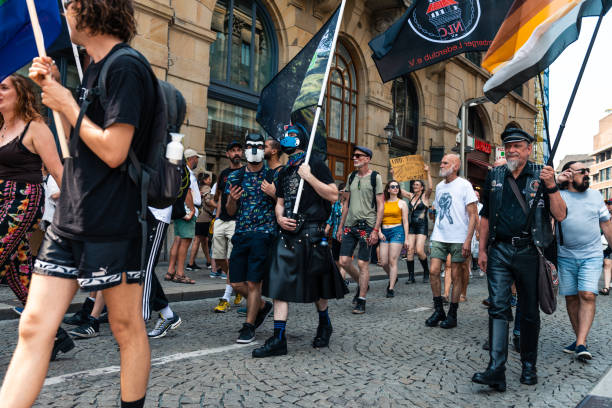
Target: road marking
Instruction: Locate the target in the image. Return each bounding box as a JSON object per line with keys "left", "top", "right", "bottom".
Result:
{"left": 406, "top": 307, "right": 431, "bottom": 312}
{"left": 44, "top": 342, "right": 258, "bottom": 387}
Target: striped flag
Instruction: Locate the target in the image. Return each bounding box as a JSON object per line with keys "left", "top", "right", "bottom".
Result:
{"left": 482, "top": 0, "right": 612, "bottom": 103}
{"left": 0, "top": 0, "right": 62, "bottom": 82}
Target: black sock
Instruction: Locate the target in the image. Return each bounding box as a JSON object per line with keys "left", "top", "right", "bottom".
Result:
{"left": 419, "top": 257, "right": 429, "bottom": 275}
{"left": 121, "top": 396, "right": 145, "bottom": 408}
{"left": 273, "top": 320, "right": 286, "bottom": 339}
{"left": 318, "top": 308, "right": 331, "bottom": 326}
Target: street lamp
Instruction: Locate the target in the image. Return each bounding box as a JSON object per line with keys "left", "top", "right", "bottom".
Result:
{"left": 378, "top": 118, "right": 396, "bottom": 146}
{"left": 459, "top": 96, "right": 489, "bottom": 177}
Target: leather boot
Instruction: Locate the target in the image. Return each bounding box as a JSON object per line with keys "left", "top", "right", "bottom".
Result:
{"left": 312, "top": 322, "right": 333, "bottom": 348}
{"left": 472, "top": 318, "right": 508, "bottom": 392}
{"left": 420, "top": 258, "right": 430, "bottom": 283}
{"left": 440, "top": 302, "right": 458, "bottom": 329}
{"left": 519, "top": 320, "right": 539, "bottom": 385}
{"left": 406, "top": 260, "right": 416, "bottom": 283}
{"left": 425, "top": 296, "right": 446, "bottom": 327}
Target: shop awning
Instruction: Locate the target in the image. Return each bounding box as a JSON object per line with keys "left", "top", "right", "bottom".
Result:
{"left": 468, "top": 157, "right": 492, "bottom": 170}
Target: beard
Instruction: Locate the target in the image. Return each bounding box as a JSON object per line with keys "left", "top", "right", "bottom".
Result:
{"left": 230, "top": 155, "right": 241, "bottom": 165}
{"left": 439, "top": 167, "right": 452, "bottom": 178}
{"left": 506, "top": 158, "right": 520, "bottom": 172}
{"left": 264, "top": 152, "right": 271, "bottom": 160}
{"left": 573, "top": 179, "right": 590, "bottom": 192}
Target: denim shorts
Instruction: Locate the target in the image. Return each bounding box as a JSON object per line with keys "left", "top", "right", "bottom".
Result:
{"left": 381, "top": 225, "right": 405, "bottom": 244}
{"left": 558, "top": 256, "right": 603, "bottom": 296}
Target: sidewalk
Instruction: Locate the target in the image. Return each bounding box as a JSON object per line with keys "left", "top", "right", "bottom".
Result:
{"left": 0, "top": 257, "right": 443, "bottom": 321}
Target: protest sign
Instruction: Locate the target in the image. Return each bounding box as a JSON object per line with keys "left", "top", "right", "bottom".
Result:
{"left": 390, "top": 155, "right": 426, "bottom": 182}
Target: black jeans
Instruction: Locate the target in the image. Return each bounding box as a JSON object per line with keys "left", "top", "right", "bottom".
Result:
{"left": 487, "top": 241, "right": 540, "bottom": 354}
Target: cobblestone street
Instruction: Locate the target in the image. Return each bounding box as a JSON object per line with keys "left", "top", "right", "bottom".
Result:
{"left": 1, "top": 273, "right": 611, "bottom": 407}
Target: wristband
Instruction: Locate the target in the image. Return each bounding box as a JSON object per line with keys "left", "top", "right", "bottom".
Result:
{"left": 543, "top": 184, "right": 559, "bottom": 194}
{"left": 372, "top": 228, "right": 379, "bottom": 232}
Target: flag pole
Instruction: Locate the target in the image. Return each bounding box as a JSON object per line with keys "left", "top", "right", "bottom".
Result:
{"left": 293, "top": 0, "right": 347, "bottom": 214}
{"left": 26, "top": 0, "right": 71, "bottom": 159}
{"left": 537, "top": 73, "right": 551, "bottom": 157}
{"left": 523, "top": 9, "right": 605, "bottom": 230}
{"left": 61, "top": 0, "right": 83, "bottom": 81}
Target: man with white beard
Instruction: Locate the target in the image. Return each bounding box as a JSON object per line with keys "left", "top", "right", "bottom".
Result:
{"left": 425, "top": 154, "right": 478, "bottom": 329}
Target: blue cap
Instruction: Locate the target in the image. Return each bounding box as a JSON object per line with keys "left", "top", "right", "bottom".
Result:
{"left": 353, "top": 145, "right": 373, "bottom": 158}
{"left": 226, "top": 140, "right": 242, "bottom": 151}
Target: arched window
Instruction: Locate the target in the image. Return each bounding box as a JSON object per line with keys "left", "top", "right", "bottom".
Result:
{"left": 457, "top": 106, "right": 486, "bottom": 141}
{"left": 390, "top": 75, "right": 419, "bottom": 155}
{"left": 322, "top": 41, "right": 359, "bottom": 182}
{"left": 206, "top": 0, "right": 278, "bottom": 163}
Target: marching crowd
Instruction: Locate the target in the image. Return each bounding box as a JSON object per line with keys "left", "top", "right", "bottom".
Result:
{"left": 0, "top": 1, "right": 611, "bottom": 407}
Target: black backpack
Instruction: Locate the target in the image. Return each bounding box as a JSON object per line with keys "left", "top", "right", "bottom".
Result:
{"left": 347, "top": 170, "right": 379, "bottom": 209}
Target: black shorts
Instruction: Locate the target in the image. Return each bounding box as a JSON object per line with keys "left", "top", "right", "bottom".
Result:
{"left": 34, "top": 227, "right": 142, "bottom": 291}
{"left": 195, "top": 222, "right": 210, "bottom": 236}
{"left": 331, "top": 238, "right": 341, "bottom": 261}
{"left": 229, "top": 231, "right": 274, "bottom": 283}
{"left": 409, "top": 219, "right": 428, "bottom": 235}
{"left": 339, "top": 222, "right": 374, "bottom": 262}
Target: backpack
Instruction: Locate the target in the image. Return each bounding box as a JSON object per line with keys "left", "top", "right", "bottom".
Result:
{"left": 347, "top": 170, "right": 379, "bottom": 209}
{"left": 73, "top": 47, "right": 186, "bottom": 273}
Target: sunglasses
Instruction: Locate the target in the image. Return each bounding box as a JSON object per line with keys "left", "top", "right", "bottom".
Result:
{"left": 352, "top": 153, "right": 368, "bottom": 159}
{"left": 63, "top": 0, "right": 74, "bottom": 8}
{"left": 389, "top": 185, "right": 400, "bottom": 190}
{"left": 571, "top": 168, "right": 590, "bottom": 175}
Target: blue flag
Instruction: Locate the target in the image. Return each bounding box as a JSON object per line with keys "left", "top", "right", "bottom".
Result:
{"left": 0, "top": 0, "right": 62, "bottom": 82}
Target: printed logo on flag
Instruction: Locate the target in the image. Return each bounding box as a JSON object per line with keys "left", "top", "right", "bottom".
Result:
{"left": 408, "top": 0, "right": 481, "bottom": 44}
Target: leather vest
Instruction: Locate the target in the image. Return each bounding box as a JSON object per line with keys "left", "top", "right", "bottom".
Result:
{"left": 487, "top": 161, "right": 553, "bottom": 248}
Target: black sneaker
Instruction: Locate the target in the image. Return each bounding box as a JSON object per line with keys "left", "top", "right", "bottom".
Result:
{"left": 148, "top": 313, "right": 182, "bottom": 338}
{"left": 186, "top": 263, "right": 202, "bottom": 271}
{"left": 69, "top": 317, "right": 100, "bottom": 339}
{"left": 51, "top": 327, "right": 75, "bottom": 361}
{"left": 254, "top": 301, "right": 273, "bottom": 329}
{"left": 352, "top": 287, "right": 360, "bottom": 305}
{"left": 352, "top": 298, "right": 366, "bottom": 314}
{"left": 237, "top": 323, "right": 256, "bottom": 344}
{"left": 386, "top": 288, "right": 395, "bottom": 298}
{"left": 252, "top": 335, "right": 287, "bottom": 358}
{"left": 63, "top": 297, "right": 94, "bottom": 326}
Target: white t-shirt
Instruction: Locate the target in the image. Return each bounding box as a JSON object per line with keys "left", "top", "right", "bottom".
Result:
{"left": 210, "top": 183, "right": 217, "bottom": 217}
{"left": 431, "top": 177, "right": 478, "bottom": 244}
{"left": 42, "top": 175, "right": 59, "bottom": 223}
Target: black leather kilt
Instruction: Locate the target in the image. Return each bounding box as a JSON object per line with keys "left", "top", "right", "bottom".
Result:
{"left": 263, "top": 223, "right": 348, "bottom": 303}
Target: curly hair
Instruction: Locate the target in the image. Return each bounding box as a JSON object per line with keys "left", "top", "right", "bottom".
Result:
{"left": 73, "top": 0, "right": 136, "bottom": 43}
{"left": 0, "top": 74, "right": 42, "bottom": 128}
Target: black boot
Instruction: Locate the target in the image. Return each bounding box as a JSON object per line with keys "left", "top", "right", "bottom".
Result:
{"left": 63, "top": 297, "right": 94, "bottom": 326}
{"left": 519, "top": 320, "right": 539, "bottom": 385}
{"left": 513, "top": 334, "right": 521, "bottom": 353}
{"left": 252, "top": 335, "right": 287, "bottom": 358}
{"left": 51, "top": 327, "right": 75, "bottom": 361}
{"left": 425, "top": 297, "right": 446, "bottom": 327}
{"left": 472, "top": 318, "right": 508, "bottom": 392}
{"left": 419, "top": 258, "right": 430, "bottom": 283}
{"left": 313, "top": 322, "right": 333, "bottom": 348}
{"left": 440, "top": 302, "right": 458, "bottom": 329}
{"left": 406, "top": 260, "right": 416, "bottom": 284}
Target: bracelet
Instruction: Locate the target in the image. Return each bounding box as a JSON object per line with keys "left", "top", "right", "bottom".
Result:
{"left": 372, "top": 228, "right": 379, "bottom": 232}
{"left": 543, "top": 184, "right": 559, "bottom": 194}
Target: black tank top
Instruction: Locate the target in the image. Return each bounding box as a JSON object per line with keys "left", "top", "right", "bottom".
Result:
{"left": 0, "top": 122, "right": 43, "bottom": 184}
{"left": 409, "top": 194, "right": 428, "bottom": 223}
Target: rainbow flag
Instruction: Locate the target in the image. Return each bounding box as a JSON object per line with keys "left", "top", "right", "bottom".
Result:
{"left": 0, "top": 0, "right": 62, "bottom": 82}
{"left": 482, "top": 0, "right": 611, "bottom": 103}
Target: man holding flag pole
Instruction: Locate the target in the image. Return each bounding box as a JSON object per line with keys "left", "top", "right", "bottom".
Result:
{"left": 0, "top": 1, "right": 157, "bottom": 407}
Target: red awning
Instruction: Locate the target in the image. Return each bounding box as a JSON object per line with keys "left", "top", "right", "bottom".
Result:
{"left": 468, "top": 157, "right": 491, "bottom": 170}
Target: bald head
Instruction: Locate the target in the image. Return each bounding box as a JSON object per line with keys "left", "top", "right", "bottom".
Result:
{"left": 440, "top": 154, "right": 460, "bottom": 178}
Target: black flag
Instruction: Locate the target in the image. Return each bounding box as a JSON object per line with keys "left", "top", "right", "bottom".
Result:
{"left": 369, "top": 0, "right": 513, "bottom": 83}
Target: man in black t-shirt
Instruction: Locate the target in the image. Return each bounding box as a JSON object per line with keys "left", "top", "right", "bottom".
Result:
{"left": 1, "top": 2, "right": 151, "bottom": 407}
{"left": 254, "top": 125, "right": 347, "bottom": 358}
{"left": 211, "top": 141, "right": 244, "bottom": 312}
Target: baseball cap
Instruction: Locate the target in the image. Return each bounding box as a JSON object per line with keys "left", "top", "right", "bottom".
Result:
{"left": 184, "top": 148, "right": 203, "bottom": 159}
{"left": 226, "top": 140, "right": 242, "bottom": 151}
{"left": 353, "top": 145, "right": 373, "bottom": 159}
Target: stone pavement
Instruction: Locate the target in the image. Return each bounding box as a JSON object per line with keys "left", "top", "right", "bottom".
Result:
{"left": 0, "top": 273, "right": 611, "bottom": 407}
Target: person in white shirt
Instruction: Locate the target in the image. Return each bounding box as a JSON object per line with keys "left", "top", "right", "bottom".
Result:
{"left": 425, "top": 154, "right": 478, "bottom": 329}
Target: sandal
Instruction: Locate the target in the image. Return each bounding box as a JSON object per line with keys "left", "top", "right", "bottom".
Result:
{"left": 599, "top": 287, "right": 610, "bottom": 296}
{"left": 164, "top": 272, "right": 175, "bottom": 281}
{"left": 173, "top": 274, "right": 195, "bottom": 284}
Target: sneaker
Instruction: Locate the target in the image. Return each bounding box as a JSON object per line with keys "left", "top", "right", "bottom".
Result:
{"left": 563, "top": 341, "right": 577, "bottom": 354}
{"left": 12, "top": 306, "right": 23, "bottom": 316}
{"left": 510, "top": 294, "right": 518, "bottom": 308}
{"left": 209, "top": 269, "right": 222, "bottom": 278}
{"left": 254, "top": 300, "right": 273, "bottom": 329}
{"left": 252, "top": 335, "right": 287, "bottom": 358}
{"left": 576, "top": 344, "right": 592, "bottom": 360}
{"left": 441, "top": 270, "right": 445, "bottom": 278}
{"left": 344, "top": 279, "right": 351, "bottom": 287}
{"left": 51, "top": 327, "right": 75, "bottom": 361}
{"left": 69, "top": 317, "right": 100, "bottom": 339}
{"left": 206, "top": 263, "right": 212, "bottom": 270}
{"left": 219, "top": 272, "right": 227, "bottom": 280}
{"left": 148, "top": 313, "right": 182, "bottom": 338}
{"left": 63, "top": 297, "right": 94, "bottom": 326}
{"left": 352, "top": 298, "right": 366, "bottom": 314}
{"left": 214, "top": 299, "right": 230, "bottom": 313}
{"left": 234, "top": 293, "right": 244, "bottom": 305}
{"left": 352, "top": 287, "right": 360, "bottom": 305}
{"left": 237, "top": 323, "right": 256, "bottom": 344}
{"left": 479, "top": 269, "right": 486, "bottom": 277}
{"left": 237, "top": 307, "right": 247, "bottom": 316}
{"left": 185, "top": 263, "right": 202, "bottom": 271}
{"left": 386, "top": 288, "right": 395, "bottom": 298}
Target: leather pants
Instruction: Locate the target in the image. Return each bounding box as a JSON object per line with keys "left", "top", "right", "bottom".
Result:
{"left": 487, "top": 241, "right": 540, "bottom": 358}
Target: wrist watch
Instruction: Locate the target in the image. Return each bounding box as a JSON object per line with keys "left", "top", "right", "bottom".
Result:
{"left": 543, "top": 184, "right": 559, "bottom": 194}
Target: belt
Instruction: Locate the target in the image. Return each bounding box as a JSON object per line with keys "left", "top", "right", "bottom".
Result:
{"left": 495, "top": 236, "right": 533, "bottom": 248}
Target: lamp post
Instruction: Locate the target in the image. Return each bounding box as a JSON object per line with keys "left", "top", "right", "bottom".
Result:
{"left": 460, "top": 96, "right": 489, "bottom": 178}
{"left": 378, "top": 117, "right": 396, "bottom": 147}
